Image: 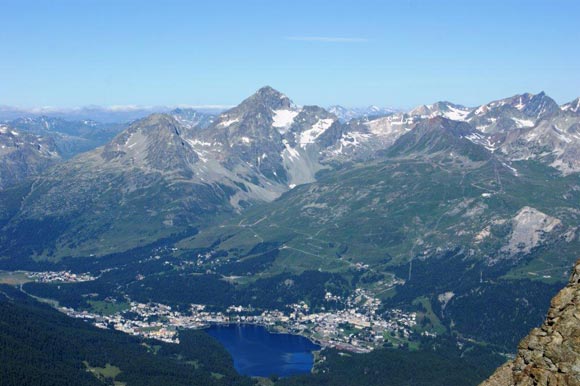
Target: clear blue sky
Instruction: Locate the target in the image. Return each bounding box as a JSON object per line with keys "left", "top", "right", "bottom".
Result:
{"left": 1, "top": 0, "right": 578, "bottom": 109}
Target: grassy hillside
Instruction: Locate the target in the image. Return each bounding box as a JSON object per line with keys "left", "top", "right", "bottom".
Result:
{"left": 180, "top": 158, "right": 580, "bottom": 281}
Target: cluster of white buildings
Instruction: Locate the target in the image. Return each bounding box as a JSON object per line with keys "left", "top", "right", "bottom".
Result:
{"left": 27, "top": 271, "right": 96, "bottom": 283}
{"left": 58, "top": 287, "right": 419, "bottom": 352}
{"left": 285, "top": 290, "right": 417, "bottom": 352}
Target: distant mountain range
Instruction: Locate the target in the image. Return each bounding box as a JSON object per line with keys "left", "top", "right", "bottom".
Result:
{"left": 6, "top": 116, "right": 124, "bottom": 159}
{"left": 0, "top": 104, "right": 228, "bottom": 123}
{"left": 0, "top": 124, "right": 61, "bottom": 189}
{"left": 327, "top": 105, "right": 399, "bottom": 121}
{"left": 0, "top": 103, "right": 398, "bottom": 125}
{"left": 1, "top": 87, "right": 580, "bottom": 354}
{"left": 1, "top": 86, "right": 579, "bottom": 260}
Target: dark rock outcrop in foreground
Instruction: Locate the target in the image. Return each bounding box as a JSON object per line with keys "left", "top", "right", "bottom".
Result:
{"left": 481, "top": 259, "right": 580, "bottom": 386}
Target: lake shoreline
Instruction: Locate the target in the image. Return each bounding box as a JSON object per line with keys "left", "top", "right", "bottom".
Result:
{"left": 204, "top": 323, "right": 321, "bottom": 378}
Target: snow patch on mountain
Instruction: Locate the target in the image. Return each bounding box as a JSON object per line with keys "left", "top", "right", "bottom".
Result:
{"left": 513, "top": 96, "right": 526, "bottom": 110}
{"left": 340, "top": 131, "right": 371, "bottom": 148}
{"left": 218, "top": 117, "right": 240, "bottom": 127}
{"left": 281, "top": 139, "right": 300, "bottom": 161}
{"left": 272, "top": 109, "right": 300, "bottom": 133}
{"left": 299, "top": 118, "right": 334, "bottom": 147}
{"left": 366, "top": 115, "right": 415, "bottom": 141}
{"left": 465, "top": 132, "right": 498, "bottom": 152}
{"left": 442, "top": 106, "right": 470, "bottom": 121}
{"left": 329, "top": 131, "right": 372, "bottom": 155}
{"left": 327, "top": 105, "right": 396, "bottom": 121}
{"left": 512, "top": 118, "right": 535, "bottom": 128}
{"left": 408, "top": 102, "right": 472, "bottom": 121}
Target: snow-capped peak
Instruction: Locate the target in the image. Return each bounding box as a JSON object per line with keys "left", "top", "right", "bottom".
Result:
{"left": 409, "top": 102, "right": 471, "bottom": 121}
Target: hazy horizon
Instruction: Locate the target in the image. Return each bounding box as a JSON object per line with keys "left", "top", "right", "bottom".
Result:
{"left": 1, "top": 86, "right": 578, "bottom": 114}
{"left": 1, "top": 0, "right": 579, "bottom": 108}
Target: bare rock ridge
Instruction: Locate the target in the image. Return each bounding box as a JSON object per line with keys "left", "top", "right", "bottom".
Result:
{"left": 481, "top": 258, "right": 580, "bottom": 386}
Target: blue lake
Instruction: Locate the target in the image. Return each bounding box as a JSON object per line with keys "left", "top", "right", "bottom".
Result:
{"left": 205, "top": 324, "right": 320, "bottom": 378}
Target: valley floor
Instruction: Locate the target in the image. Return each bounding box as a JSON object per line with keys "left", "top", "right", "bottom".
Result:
{"left": 19, "top": 268, "right": 419, "bottom": 353}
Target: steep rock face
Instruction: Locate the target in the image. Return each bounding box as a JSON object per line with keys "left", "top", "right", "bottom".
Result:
{"left": 191, "top": 86, "right": 346, "bottom": 187}
{"left": 101, "top": 114, "right": 199, "bottom": 177}
{"left": 481, "top": 259, "right": 580, "bottom": 386}
{"left": 500, "top": 207, "right": 562, "bottom": 257}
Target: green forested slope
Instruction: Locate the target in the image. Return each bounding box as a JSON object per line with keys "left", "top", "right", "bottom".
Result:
{"left": 0, "top": 285, "right": 253, "bottom": 386}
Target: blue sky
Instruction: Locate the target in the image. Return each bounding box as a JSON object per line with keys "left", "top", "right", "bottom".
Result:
{"left": 0, "top": 0, "right": 578, "bottom": 109}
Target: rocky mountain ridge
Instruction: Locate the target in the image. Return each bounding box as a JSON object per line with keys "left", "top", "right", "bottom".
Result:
{"left": 320, "top": 91, "right": 580, "bottom": 173}
{"left": 481, "top": 258, "right": 580, "bottom": 386}
{"left": 1, "top": 87, "right": 580, "bottom": 259}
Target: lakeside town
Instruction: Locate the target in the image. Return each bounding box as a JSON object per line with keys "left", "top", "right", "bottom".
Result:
{"left": 14, "top": 269, "right": 420, "bottom": 353}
